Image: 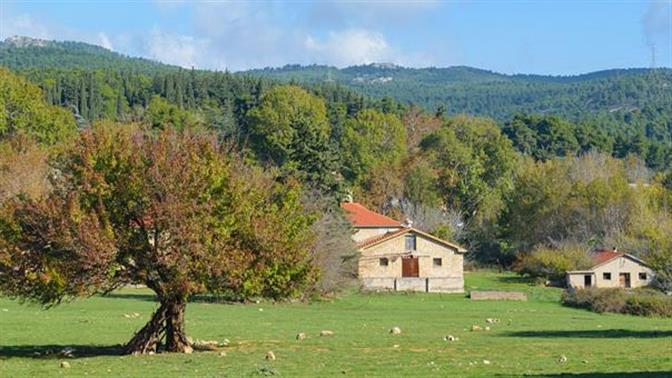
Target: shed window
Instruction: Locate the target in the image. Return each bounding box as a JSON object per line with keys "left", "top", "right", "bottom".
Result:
{"left": 405, "top": 234, "right": 417, "bottom": 251}
{"left": 639, "top": 272, "right": 647, "bottom": 280}
{"left": 433, "top": 258, "right": 442, "bottom": 267}
{"left": 379, "top": 258, "right": 389, "bottom": 267}
{"left": 603, "top": 272, "right": 611, "bottom": 280}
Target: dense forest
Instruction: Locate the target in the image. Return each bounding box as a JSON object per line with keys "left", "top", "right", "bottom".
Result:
{"left": 0, "top": 36, "right": 671, "bottom": 291}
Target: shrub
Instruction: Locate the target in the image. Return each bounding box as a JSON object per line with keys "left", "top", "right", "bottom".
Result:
{"left": 624, "top": 291, "right": 672, "bottom": 317}
{"left": 562, "top": 287, "right": 626, "bottom": 313}
{"left": 515, "top": 243, "right": 592, "bottom": 284}
{"left": 562, "top": 287, "right": 672, "bottom": 317}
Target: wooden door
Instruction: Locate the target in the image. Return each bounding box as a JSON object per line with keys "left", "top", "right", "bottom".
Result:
{"left": 402, "top": 256, "right": 419, "bottom": 277}
{"left": 619, "top": 273, "right": 631, "bottom": 288}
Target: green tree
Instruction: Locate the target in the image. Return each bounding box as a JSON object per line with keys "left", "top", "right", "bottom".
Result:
{"left": 247, "top": 85, "right": 338, "bottom": 192}
{"left": 0, "top": 68, "right": 76, "bottom": 144}
{"left": 145, "top": 95, "right": 200, "bottom": 130}
{"left": 0, "top": 124, "right": 317, "bottom": 354}
{"left": 341, "top": 108, "right": 407, "bottom": 184}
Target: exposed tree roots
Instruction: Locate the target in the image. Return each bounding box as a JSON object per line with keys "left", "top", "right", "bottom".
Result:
{"left": 123, "top": 300, "right": 192, "bottom": 354}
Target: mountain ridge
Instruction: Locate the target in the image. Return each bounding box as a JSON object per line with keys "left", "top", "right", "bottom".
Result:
{"left": 2, "top": 36, "right": 671, "bottom": 121}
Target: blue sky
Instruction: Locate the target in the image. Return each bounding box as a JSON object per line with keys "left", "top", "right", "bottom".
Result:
{"left": 1, "top": 0, "right": 670, "bottom": 75}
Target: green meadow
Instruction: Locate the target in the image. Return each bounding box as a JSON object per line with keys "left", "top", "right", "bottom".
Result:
{"left": 1, "top": 272, "right": 670, "bottom": 377}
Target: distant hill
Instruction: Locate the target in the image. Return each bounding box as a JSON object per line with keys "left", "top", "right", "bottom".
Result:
{"left": 0, "top": 35, "right": 179, "bottom": 74}
{"left": 2, "top": 36, "right": 671, "bottom": 122}
{"left": 246, "top": 64, "right": 672, "bottom": 121}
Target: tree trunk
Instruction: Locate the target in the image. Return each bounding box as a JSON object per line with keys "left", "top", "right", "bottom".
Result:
{"left": 122, "top": 299, "right": 192, "bottom": 354}
{"left": 123, "top": 303, "right": 167, "bottom": 354}
{"left": 164, "top": 300, "right": 192, "bottom": 353}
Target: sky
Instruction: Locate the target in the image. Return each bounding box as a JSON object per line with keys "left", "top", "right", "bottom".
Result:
{"left": 0, "top": 0, "right": 671, "bottom": 75}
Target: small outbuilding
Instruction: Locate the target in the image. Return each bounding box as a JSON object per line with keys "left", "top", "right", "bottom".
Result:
{"left": 341, "top": 201, "right": 466, "bottom": 293}
{"left": 566, "top": 249, "right": 654, "bottom": 289}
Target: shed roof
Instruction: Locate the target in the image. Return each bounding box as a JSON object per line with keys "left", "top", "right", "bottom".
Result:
{"left": 567, "top": 249, "right": 650, "bottom": 273}
{"left": 591, "top": 249, "right": 623, "bottom": 266}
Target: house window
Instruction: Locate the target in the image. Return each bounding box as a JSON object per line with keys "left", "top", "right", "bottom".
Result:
{"left": 379, "top": 258, "right": 389, "bottom": 267}
{"left": 433, "top": 258, "right": 442, "bottom": 267}
{"left": 639, "top": 272, "right": 647, "bottom": 280}
{"left": 603, "top": 272, "right": 611, "bottom": 280}
{"left": 405, "top": 234, "right": 417, "bottom": 251}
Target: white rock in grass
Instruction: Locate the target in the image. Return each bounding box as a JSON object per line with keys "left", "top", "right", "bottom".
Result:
{"left": 265, "top": 351, "right": 276, "bottom": 361}
{"left": 60, "top": 361, "right": 71, "bottom": 369}
{"left": 471, "top": 325, "right": 482, "bottom": 332}
{"left": 218, "top": 351, "right": 227, "bottom": 357}
{"left": 60, "top": 347, "right": 75, "bottom": 357}
{"left": 482, "top": 360, "right": 491, "bottom": 365}
{"left": 390, "top": 326, "right": 402, "bottom": 335}
{"left": 558, "top": 355, "right": 568, "bottom": 363}
{"left": 444, "top": 335, "right": 458, "bottom": 342}
{"left": 296, "top": 332, "right": 306, "bottom": 341}
{"left": 320, "top": 330, "right": 334, "bottom": 336}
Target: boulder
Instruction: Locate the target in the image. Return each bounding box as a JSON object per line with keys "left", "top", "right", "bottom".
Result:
{"left": 265, "top": 351, "right": 276, "bottom": 361}
{"left": 320, "top": 330, "right": 334, "bottom": 337}
{"left": 558, "top": 355, "right": 568, "bottom": 363}
{"left": 390, "top": 327, "right": 402, "bottom": 335}
{"left": 483, "top": 360, "right": 491, "bottom": 365}
{"left": 60, "top": 361, "right": 71, "bottom": 369}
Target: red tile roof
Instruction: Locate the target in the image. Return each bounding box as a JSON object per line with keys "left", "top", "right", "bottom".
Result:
{"left": 591, "top": 249, "right": 623, "bottom": 266}
{"left": 341, "top": 202, "right": 401, "bottom": 228}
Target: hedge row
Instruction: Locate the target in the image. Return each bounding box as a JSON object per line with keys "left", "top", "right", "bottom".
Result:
{"left": 561, "top": 287, "right": 672, "bottom": 317}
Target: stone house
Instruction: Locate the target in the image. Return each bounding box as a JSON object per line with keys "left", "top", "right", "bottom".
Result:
{"left": 566, "top": 249, "right": 654, "bottom": 289}
{"left": 341, "top": 201, "right": 466, "bottom": 293}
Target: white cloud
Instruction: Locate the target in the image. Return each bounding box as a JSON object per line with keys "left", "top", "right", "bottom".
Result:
{"left": 305, "top": 29, "right": 395, "bottom": 66}
{"left": 1, "top": 13, "right": 52, "bottom": 40}
{"left": 98, "top": 32, "right": 113, "bottom": 50}
{"left": 1, "top": 3, "right": 434, "bottom": 71}
{"left": 146, "top": 27, "right": 210, "bottom": 68}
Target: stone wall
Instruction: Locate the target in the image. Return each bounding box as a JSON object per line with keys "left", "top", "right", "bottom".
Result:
{"left": 470, "top": 291, "right": 527, "bottom": 301}
{"left": 361, "top": 277, "right": 464, "bottom": 293}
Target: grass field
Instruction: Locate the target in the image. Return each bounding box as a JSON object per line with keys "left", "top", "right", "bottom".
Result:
{"left": 1, "top": 271, "right": 670, "bottom": 377}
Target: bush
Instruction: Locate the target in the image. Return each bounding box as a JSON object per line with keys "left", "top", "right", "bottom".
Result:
{"left": 562, "top": 287, "right": 672, "bottom": 317}
{"left": 515, "top": 243, "right": 592, "bottom": 284}
{"left": 624, "top": 291, "right": 672, "bottom": 317}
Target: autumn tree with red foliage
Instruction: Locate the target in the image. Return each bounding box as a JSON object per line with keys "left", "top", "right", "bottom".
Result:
{"left": 0, "top": 124, "right": 317, "bottom": 354}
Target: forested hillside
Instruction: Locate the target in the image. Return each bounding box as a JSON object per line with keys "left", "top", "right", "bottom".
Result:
{"left": 0, "top": 35, "right": 177, "bottom": 74}
{"left": 248, "top": 64, "right": 672, "bottom": 120}
{"left": 1, "top": 37, "right": 671, "bottom": 287}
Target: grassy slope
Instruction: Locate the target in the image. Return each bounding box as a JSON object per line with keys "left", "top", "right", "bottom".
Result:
{"left": 0, "top": 272, "right": 670, "bottom": 377}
